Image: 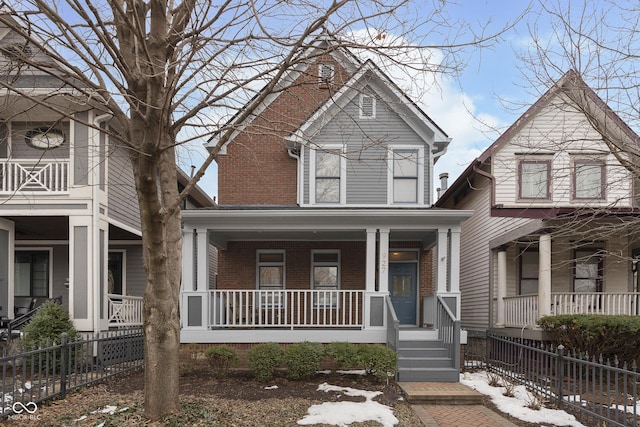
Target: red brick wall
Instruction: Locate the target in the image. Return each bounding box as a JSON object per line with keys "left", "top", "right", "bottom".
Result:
{"left": 217, "top": 241, "right": 366, "bottom": 290}
{"left": 217, "top": 55, "right": 351, "bottom": 205}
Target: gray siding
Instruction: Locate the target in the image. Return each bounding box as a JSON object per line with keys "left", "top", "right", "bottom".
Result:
{"left": 107, "top": 144, "right": 141, "bottom": 230}
{"left": 303, "top": 88, "right": 430, "bottom": 205}
{"left": 9, "top": 121, "right": 71, "bottom": 159}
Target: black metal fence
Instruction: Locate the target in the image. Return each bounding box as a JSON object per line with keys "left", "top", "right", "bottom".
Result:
{"left": 0, "top": 327, "right": 143, "bottom": 417}
{"left": 466, "top": 334, "right": 640, "bottom": 427}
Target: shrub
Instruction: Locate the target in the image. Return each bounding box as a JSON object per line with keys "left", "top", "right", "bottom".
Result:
{"left": 538, "top": 314, "right": 640, "bottom": 365}
{"left": 22, "top": 301, "right": 78, "bottom": 372}
{"left": 247, "top": 343, "right": 284, "bottom": 382}
{"left": 357, "top": 344, "right": 397, "bottom": 382}
{"left": 283, "top": 341, "right": 324, "bottom": 380}
{"left": 22, "top": 301, "right": 78, "bottom": 348}
{"left": 204, "top": 345, "right": 239, "bottom": 378}
{"left": 325, "top": 342, "right": 359, "bottom": 370}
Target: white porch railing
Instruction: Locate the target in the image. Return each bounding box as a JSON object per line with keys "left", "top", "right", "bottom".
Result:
{"left": 503, "top": 292, "right": 640, "bottom": 327}
{"left": 108, "top": 294, "right": 143, "bottom": 327}
{"left": 552, "top": 292, "right": 640, "bottom": 316}
{"left": 0, "top": 159, "right": 70, "bottom": 193}
{"left": 504, "top": 295, "right": 539, "bottom": 328}
{"left": 208, "top": 290, "right": 364, "bottom": 328}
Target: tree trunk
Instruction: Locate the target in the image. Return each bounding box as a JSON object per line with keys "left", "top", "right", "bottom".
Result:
{"left": 132, "top": 127, "right": 183, "bottom": 421}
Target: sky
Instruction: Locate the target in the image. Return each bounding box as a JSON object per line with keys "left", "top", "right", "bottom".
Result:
{"left": 182, "top": 1, "right": 625, "bottom": 201}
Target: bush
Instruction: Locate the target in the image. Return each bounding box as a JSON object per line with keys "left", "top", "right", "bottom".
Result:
{"left": 204, "top": 345, "right": 239, "bottom": 378}
{"left": 247, "top": 343, "right": 284, "bottom": 382}
{"left": 538, "top": 314, "right": 640, "bottom": 364}
{"left": 357, "top": 344, "right": 397, "bottom": 382}
{"left": 22, "top": 301, "right": 78, "bottom": 348}
{"left": 283, "top": 341, "right": 324, "bottom": 380}
{"left": 325, "top": 342, "right": 359, "bottom": 370}
{"left": 22, "top": 301, "right": 78, "bottom": 372}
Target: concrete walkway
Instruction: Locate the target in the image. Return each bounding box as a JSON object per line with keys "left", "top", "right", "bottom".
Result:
{"left": 398, "top": 382, "right": 520, "bottom": 427}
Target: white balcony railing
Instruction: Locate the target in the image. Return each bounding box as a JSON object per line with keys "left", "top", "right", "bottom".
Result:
{"left": 108, "top": 294, "right": 143, "bottom": 327}
{"left": 0, "top": 159, "right": 70, "bottom": 193}
{"left": 503, "top": 292, "right": 640, "bottom": 328}
{"left": 208, "top": 290, "right": 364, "bottom": 328}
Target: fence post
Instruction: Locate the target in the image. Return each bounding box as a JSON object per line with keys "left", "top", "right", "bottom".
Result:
{"left": 60, "top": 332, "right": 68, "bottom": 399}
{"left": 556, "top": 344, "right": 564, "bottom": 409}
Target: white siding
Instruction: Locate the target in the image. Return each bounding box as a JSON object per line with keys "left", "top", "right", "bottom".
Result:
{"left": 493, "top": 94, "right": 633, "bottom": 208}
{"left": 453, "top": 175, "right": 531, "bottom": 332}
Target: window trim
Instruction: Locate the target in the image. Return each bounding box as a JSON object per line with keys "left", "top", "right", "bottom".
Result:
{"left": 518, "top": 159, "right": 551, "bottom": 201}
{"left": 108, "top": 250, "right": 127, "bottom": 295}
{"left": 311, "top": 250, "right": 340, "bottom": 308}
{"left": 310, "top": 145, "right": 346, "bottom": 205}
{"left": 572, "top": 248, "right": 604, "bottom": 293}
{"left": 359, "top": 94, "right": 376, "bottom": 119}
{"left": 572, "top": 159, "right": 606, "bottom": 200}
{"left": 256, "top": 250, "right": 286, "bottom": 290}
{"left": 518, "top": 247, "right": 539, "bottom": 295}
{"left": 387, "top": 146, "right": 424, "bottom": 205}
{"left": 14, "top": 247, "right": 53, "bottom": 298}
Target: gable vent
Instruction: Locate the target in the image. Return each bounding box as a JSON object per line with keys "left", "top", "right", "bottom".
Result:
{"left": 359, "top": 94, "right": 376, "bottom": 119}
{"left": 318, "top": 63, "right": 334, "bottom": 84}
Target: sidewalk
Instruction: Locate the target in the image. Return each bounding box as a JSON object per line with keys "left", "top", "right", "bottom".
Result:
{"left": 398, "top": 382, "right": 519, "bottom": 427}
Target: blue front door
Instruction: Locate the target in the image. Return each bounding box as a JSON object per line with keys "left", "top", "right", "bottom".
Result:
{"left": 389, "top": 263, "right": 417, "bottom": 325}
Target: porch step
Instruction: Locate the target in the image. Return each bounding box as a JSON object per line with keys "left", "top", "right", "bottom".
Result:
{"left": 398, "top": 381, "right": 484, "bottom": 404}
{"left": 396, "top": 338, "right": 459, "bottom": 383}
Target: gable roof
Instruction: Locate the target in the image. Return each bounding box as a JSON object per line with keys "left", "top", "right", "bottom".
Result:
{"left": 436, "top": 69, "right": 640, "bottom": 206}
{"left": 204, "top": 34, "right": 361, "bottom": 154}
{"left": 285, "top": 58, "right": 450, "bottom": 156}
{"left": 204, "top": 34, "right": 450, "bottom": 157}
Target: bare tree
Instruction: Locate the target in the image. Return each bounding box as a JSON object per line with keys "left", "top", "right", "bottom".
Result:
{"left": 0, "top": 0, "right": 516, "bottom": 420}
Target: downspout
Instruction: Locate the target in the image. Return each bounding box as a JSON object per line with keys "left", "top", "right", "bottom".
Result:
{"left": 92, "top": 113, "right": 112, "bottom": 335}
{"left": 287, "top": 143, "right": 301, "bottom": 205}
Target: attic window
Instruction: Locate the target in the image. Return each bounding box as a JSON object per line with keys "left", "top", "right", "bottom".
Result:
{"left": 359, "top": 94, "right": 376, "bottom": 119}
{"left": 318, "top": 63, "right": 334, "bottom": 84}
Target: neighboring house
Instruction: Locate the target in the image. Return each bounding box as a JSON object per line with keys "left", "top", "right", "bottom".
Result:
{"left": 180, "top": 36, "right": 472, "bottom": 381}
{"left": 0, "top": 13, "right": 213, "bottom": 334}
{"left": 436, "top": 70, "right": 640, "bottom": 342}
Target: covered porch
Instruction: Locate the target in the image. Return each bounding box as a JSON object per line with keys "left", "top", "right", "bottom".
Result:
{"left": 491, "top": 223, "right": 640, "bottom": 330}
{"left": 180, "top": 207, "right": 471, "bottom": 343}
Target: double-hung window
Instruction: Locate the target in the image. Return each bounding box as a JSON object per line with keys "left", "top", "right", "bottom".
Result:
{"left": 573, "top": 249, "right": 603, "bottom": 293}
{"left": 392, "top": 149, "right": 420, "bottom": 204}
{"left": 257, "top": 251, "right": 285, "bottom": 307}
{"left": 519, "top": 248, "right": 538, "bottom": 295}
{"left": 312, "top": 251, "right": 339, "bottom": 307}
{"left": 313, "top": 147, "right": 343, "bottom": 204}
{"left": 519, "top": 160, "right": 551, "bottom": 200}
{"left": 573, "top": 159, "right": 605, "bottom": 200}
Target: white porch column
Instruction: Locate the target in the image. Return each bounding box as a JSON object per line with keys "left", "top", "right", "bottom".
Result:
{"left": 378, "top": 228, "right": 389, "bottom": 293}
{"left": 449, "top": 227, "right": 461, "bottom": 294}
{"left": 182, "top": 229, "right": 195, "bottom": 291}
{"left": 496, "top": 247, "right": 507, "bottom": 327}
{"left": 365, "top": 229, "right": 377, "bottom": 292}
{"left": 436, "top": 228, "right": 448, "bottom": 294}
{"left": 538, "top": 233, "right": 552, "bottom": 318}
{"left": 196, "top": 228, "right": 209, "bottom": 292}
